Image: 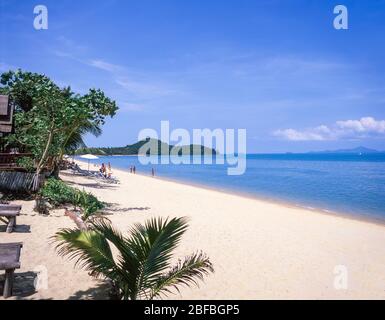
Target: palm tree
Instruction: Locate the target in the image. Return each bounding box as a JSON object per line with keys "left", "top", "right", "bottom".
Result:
{"left": 63, "top": 120, "right": 102, "bottom": 155}
{"left": 53, "top": 217, "right": 214, "bottom": 300}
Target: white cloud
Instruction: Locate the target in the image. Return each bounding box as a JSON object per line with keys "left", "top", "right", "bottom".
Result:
{"left": 88, "top": 59, "right": 124, "bottom": 73}
{"left": 274, "top": 117, "right": 385, "bottom": 141}
{"left": 53, "top": 37, "right": 179, "bottom": 98}
{"left": 274, "top": 127, "right": 329, "bottom": 141}
{"left": 336, "top": 117, "right": 385, "bottom": 134}
{"left": 119, "top": 102, "right": 145, "bottom": 112}
{"left": 56, "top": 36, "right": 87, "bottom": 54}
{"left": 116, "top": 78, "right": 175, "bottom": 97}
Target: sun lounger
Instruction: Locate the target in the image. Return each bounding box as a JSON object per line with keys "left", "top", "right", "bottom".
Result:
{"left": 0, "top": 243, "right": 23, "bottom": 298}
{"left": 71, "top": 167, "right": 119, "bottom": 184}
{"left": 0, "top": 205, "right": 21, "bottom": 233}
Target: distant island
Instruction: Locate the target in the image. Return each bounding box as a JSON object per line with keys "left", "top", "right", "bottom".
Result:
{"left": 75, "top": 138, "right": 218, "bottom": 156}
{"left": 308, "top": 146, "right": 383, "bottom": 155}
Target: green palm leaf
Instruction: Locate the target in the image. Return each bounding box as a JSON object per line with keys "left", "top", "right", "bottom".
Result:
{"left": 126, "top": 217, "right": 189, "bottom": 298}
{"left": 53, "top": 228, "right": 117, "bottom": 279}
{"left": 53, "top": 217, "right": 213, "bottom": 300}
{"left": 90, "top": 219, "right": 142, "bottom": 299}
{"left": 150, "top": 251, "right": 214, "bottom": 299}
{"left": 64, "top": 121, "right": 102, "bottom": 152}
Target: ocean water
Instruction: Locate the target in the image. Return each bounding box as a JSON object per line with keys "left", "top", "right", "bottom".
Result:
{"left": 78, "top": 154, "right": 385, "bottom": 222}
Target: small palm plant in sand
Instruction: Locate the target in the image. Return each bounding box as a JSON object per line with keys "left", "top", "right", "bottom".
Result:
{"left": 53, "top": 217, "right": 213, "bottom": 300}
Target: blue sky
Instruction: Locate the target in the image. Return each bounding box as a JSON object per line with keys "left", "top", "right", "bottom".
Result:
{"left": 1, "top": 0, "right": 385, "bottom": 152}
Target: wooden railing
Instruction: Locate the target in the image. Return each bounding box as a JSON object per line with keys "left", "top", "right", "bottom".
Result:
{"left": 0, "top": 153, "right": 34, "bottom": 171}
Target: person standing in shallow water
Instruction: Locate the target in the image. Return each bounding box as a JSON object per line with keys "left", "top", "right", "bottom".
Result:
{"left": 133, "top": 166, "right": 136, "bottom": 174}
{"left": 152, "top": 168, "right": 155, "bottom": 177}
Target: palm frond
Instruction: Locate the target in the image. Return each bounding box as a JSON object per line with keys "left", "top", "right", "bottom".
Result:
{"left": 64, "top": 121, "right": 102, "bottom": 152}
{"left": 64, "top": 131, "right": 86, "bottom": 151}
{"left": 150, "top": 252, "right": 214, "bottom": 299}
{"left": 79, "top": 121, "right": 102, "bottom": 137}
{"left": 126, "top": 217, "right": 189, "bottom": 298}
{"left": 53, "top": 228, "right": 118, "bottom": 279}
{"left": 89, "top": 219, "right": 143, "bottom": 299}
{"left": 53, "top": 217, "right": 213, "bottom": 300}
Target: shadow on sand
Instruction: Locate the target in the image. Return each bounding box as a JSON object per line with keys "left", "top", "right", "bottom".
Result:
{"left": 103, "top": 203, "right": 151, "bottom": 215}
{"left": 67, "top": 281, "right": 112, "bottom": 300}
{"left": 0, "top": 272, "right": 38, "bottom": 299}
{"left": 0, "top": 224, "right": 31, "bottom": 233}
{"left": 65, "top": 180, "right": 118, "bottom": 190}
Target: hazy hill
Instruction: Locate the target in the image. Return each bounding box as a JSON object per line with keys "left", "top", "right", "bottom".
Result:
{"left": 75, "top": 138, "right": 218, "bottom": 156}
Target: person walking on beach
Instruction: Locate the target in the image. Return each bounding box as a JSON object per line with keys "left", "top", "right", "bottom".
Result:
{"left": 107, "top": 162, "right": 112, "bottom": 179}
{"left": 133, "top": 166, "right": 136, "bottom": 174}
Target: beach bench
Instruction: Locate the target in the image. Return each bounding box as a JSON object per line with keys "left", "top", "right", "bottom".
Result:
{"left": 0, "top": 204, "right": 22, "bottom": 211}
{"left": 0, "top": 205, "right": 21, "bottom": 233}
{"left": 0, "top": 243, "right": 23, "bottom": 298}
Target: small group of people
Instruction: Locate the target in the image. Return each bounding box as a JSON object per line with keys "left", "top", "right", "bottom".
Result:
{"left": 129, "top": 165, "right": 155, "bottom": 177}
{"left": 100, "top": 162, "right": 113, "bottom": 179}
{"left": 129, "top": 166, "right": 136, "bottom": 174}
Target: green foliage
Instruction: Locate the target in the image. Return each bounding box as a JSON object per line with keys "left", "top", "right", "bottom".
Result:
{"left": 53, "top": 217, "right": 214, "bottom": 300}
{"left": 74, "top": 147, "right": 107, "bottom": 156}
{"left": 1, "top": 70, "right": 67, "bottom": 164}
{"left": 73, "top": 190, "right": 105, "bottom": 221}
{"left": 0, "top": 70, "right": 119, "bottom": 173}
{"left": 75, "top": 138, "right": 218, "bottom": 156}
{"left": 40, "top": 179, "right": 104, "bottom": 220}
{"left": 40, "top": 178, "right": 77, "bottom": 206}
{"left": 16, "top": 156, "right": 35, "bottom": 172}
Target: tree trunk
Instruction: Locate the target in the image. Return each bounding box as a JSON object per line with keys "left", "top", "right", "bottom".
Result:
{"left": 51, "top": 157, "right": 60, "bottom": 179}
{"left": 32, "top": 126, "right": 54, "bottom": 191}
{"left": 65, "top": 209, "right": 88, "bottom": 231}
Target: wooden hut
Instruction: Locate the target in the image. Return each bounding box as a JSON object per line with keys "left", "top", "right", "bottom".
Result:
{"left": 0, "top": 95, "right": 45, "bottom": 192}
{"left": 0, "top": 95, "right": 14, "bottom": 136}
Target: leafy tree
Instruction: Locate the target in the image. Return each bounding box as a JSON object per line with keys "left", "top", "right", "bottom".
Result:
{"left": 1, "top": 70, "right": 67, "bottom": 185}
{"left": 52, "top": 88, "right": 118, "bottom": 177}
{"left": 54, "top": 217, "right": 214, "bottom": 300}
{"left": 0, "top": 70, "right": 118, "bottom": 187}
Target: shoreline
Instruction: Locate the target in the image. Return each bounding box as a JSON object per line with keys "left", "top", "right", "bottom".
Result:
{"left": 2, "top": 160, "right": 385, "bottom": 299}
{"left": 76, "top": 159, "right": 385, "bottom": 228}
{"left": 68, "top": 160, "right": 385, "bottom": 299}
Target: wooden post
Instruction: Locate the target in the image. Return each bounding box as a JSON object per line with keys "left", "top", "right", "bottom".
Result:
{"left": 3, "top": 269, "right": 14, "bottom": 298}
{"left": 6, "top": 216, "right": 15, "bottom": 233}
{"left": 65, "top": 209, "right": 88, "bottom": 231}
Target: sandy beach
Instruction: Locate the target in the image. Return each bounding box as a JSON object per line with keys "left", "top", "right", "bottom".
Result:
{"left": 1, "top": 161, "right": 385, "bottom": 300}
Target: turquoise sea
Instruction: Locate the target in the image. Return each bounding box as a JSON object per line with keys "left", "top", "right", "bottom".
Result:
{"left": 78, "top": 154, "right": 385, "bottom": 222}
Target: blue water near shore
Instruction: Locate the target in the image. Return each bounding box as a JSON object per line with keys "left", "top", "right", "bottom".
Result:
{"left": 78, "top": 154, "right": 385, "bottom": 221}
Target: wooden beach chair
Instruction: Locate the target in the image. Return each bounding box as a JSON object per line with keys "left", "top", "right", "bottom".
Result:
{"left": 0, "top": 205, "right": 21, "bottom": 233}
{"left": 0, "top": 204, "right": 22, "bottom": 211}
{"left": 0, "top": 243, "right": 23, "bottom": 298}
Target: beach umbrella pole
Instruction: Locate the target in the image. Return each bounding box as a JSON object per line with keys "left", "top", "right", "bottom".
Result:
{"left": 80, "top": 154, "right": 99, "bottom": 172}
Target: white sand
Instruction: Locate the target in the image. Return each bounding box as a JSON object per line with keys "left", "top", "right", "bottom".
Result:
{"left": 1, "top": 161, "right": 385, "bottom": 300}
